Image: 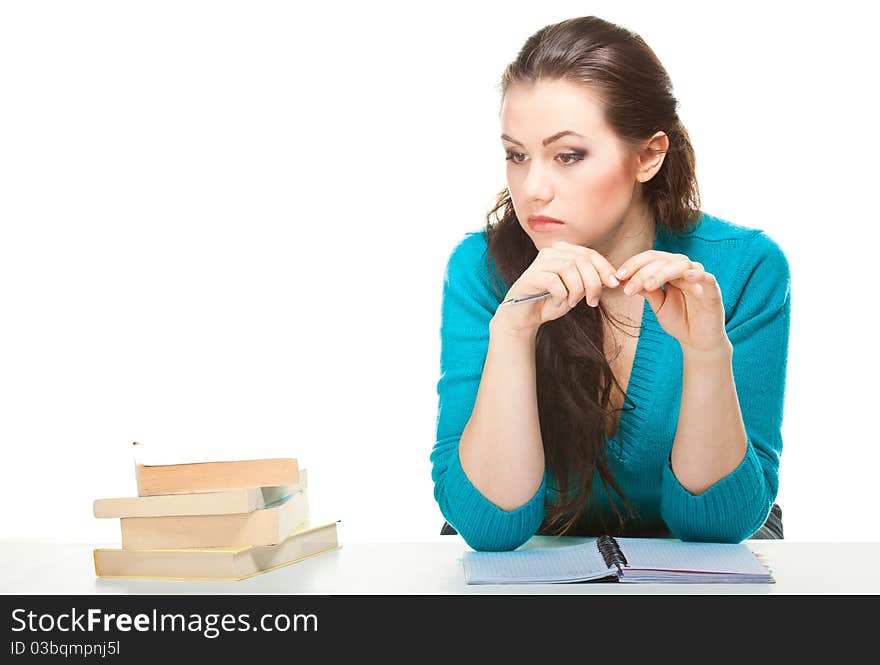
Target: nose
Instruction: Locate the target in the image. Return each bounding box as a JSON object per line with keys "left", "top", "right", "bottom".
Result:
{"left": 521, "top": 161, "right": 554, "bottom": 203}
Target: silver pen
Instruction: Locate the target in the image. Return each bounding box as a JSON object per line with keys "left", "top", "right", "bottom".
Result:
{"left": 498, "top": 291, "right": 552, "bottom": 307}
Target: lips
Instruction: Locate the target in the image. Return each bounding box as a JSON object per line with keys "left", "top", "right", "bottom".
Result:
{"left": 528, "top": 215, "right": 565, "bottom": 232}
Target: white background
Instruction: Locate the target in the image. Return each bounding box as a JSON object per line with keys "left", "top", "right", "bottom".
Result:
{"left": 1, "top": 1, "right": 877, "bottom": 546}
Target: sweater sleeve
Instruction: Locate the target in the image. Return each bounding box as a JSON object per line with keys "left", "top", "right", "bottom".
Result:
{"left": 430, "top": 233, "right": 547, "bottom": 551}
{"left": 660, "top": 232, "right": 791, "bottom": 543}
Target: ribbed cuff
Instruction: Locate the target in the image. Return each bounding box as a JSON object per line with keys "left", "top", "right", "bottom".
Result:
{"left": 660, "top": 440, "right": 770, "bottom": 543}
{"left": 440, "top": 447, "right": 546, "bottom": 552}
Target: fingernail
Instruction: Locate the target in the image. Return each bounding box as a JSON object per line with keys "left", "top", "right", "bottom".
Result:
{"left": 623, "top": 283, "right": 634, "bottom": 295}
{"left": 616, "top": 268, "right": 627, "bottom": 279}
{"left": 608, "top": 275, "right": 619, "bottom": 287}
{"left": 589, "top": 297, "right": 599, "bottom": 307}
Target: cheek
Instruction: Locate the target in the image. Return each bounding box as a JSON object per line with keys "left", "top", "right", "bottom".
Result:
{"left": 506, "top": 186, "right": 528, "bottom": 222}
{"left": 567, "top": 164, "right": 634, "bottom": 222}
{"left": 576, "top": 163, "right": 630, "bottom": 204}
{"left": 510, "top": 197, "right": 528, "bottom": 227}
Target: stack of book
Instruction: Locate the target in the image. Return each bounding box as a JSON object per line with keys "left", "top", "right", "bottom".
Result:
{"left": 93, "top": 456, "right": 340, "bottom": 581}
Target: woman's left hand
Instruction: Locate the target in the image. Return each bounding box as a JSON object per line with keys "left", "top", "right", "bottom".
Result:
{"left": 614, "top": 251, "right": 731, "bottom": 354}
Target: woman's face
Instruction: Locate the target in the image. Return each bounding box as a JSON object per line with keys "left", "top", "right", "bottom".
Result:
{"left": 500, "top": 78, "right": 644, "bottom": 251}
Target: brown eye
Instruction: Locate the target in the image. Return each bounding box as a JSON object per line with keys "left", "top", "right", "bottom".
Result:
{"left": 558, "top": 152, "right": 586, "bottom": 165}
{"left": 505, "top": 151, "right": 526, "bottom": 164}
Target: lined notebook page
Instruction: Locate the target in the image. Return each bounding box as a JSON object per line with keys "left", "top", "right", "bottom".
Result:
{"left": 614, "top": 537, "right": 766, "bottom": 574}
{"left": 462, "top": 540, "right": 610, "bottom": 584}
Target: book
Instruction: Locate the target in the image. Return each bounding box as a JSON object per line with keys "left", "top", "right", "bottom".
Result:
{"left": 462, "top": 536, "right": 774, "bottom": 584}
{"left": 94, "top": 520, "right": 340, "bottom": 581}
{"left": 94, "top": 470, "right": 308, "bottom": 518}
{"left": 119, "top": 490, "right": 309, "bottom": 549}
{"left": 135, "top": 457, "right": 299, "bottom": 496}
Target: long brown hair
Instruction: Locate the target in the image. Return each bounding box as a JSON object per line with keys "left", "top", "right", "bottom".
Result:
{"left": 484, "top": 16, "right": 701, "bottom": 536}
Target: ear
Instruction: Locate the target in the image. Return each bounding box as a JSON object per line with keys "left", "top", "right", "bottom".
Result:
{"left": 635, "top": 131, "right": 670, "bottom": 183}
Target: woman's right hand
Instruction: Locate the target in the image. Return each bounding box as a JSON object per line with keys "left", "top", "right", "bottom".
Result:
{"left": 491, "top": 240, "right": 621, "bottom": 338}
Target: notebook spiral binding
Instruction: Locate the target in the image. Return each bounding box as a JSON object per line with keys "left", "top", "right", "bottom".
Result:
{"left": 596, "top": 535, "right": 628, "bottom": 574}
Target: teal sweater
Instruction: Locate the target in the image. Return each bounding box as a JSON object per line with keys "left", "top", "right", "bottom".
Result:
{"left": 432, "top": 212, "right": 791, "bottom": 550}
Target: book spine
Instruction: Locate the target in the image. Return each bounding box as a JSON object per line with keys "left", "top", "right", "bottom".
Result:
{"left": 596, "top": 535, "right": 628, "bottom": 574}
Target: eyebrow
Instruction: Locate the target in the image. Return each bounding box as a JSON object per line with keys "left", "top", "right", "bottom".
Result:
{"left": 501, "top": 130, "right": 585, "bottom": 147}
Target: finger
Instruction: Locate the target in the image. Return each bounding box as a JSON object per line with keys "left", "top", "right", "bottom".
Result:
{"left": 642, "top": 281, "right": 667, "bottom": 313}
{"left": 666, "top": 275, "right": 704, "bottom": 297}
{"left": 541, "top": 271, "right": 570, "bottom": 308}
{"left": 683, "top": 265, "right": 717, "bottom": 286}
{"left": 584, "top": 249, "right": 622, "bottom": 288}
{"left": 573, "top": 257, "right": 603, "bottom": 307}
{"left": 622, "top": 258, "right": 670, "bottom": 296}
{"left": 547, "top": 246, "right": 619, "bottom": 289}
{"left": 615, "top": 250, "right": 660, "bottom": 282}
{"left": 688, "top": 268, "right": 721, "bottom": 302}
{"left": 555, "top": 260, "right": 588, "bottom": 308}
{"left": 540, "top": 256, "right": 584, "bottom": 305}
{"left": 641, "top": 256, "right": 694, "bottom": 292}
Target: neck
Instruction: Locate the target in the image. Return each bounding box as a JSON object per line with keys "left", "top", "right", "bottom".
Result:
{"left": 595, "top": 205, "right": 656, "bottom": 271}
{"left": 595, "top": 203, "right": 656, "bottom": 308}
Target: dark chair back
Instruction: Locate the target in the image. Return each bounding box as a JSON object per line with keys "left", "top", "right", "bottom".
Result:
{"left": 440, "top": 521, "right": 457, "bottom": 536}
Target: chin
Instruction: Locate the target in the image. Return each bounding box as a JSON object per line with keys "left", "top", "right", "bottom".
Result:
{"left": 522, "top": 228, "right": 550, "bottom": 249}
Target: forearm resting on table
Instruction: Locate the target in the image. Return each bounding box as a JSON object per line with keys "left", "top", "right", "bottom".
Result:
{"left": 671, "top": 343, "right": 749, "bottom": 495}
{"left": 458, "top": 318, "right": 545, "bottom": 511}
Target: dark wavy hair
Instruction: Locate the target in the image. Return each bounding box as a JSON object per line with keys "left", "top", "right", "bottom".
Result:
{"left": 484, "top": 16, "right": 701, "bottom": 536}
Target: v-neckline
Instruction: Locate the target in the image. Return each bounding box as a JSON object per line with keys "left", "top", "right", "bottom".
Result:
{"left": 603, "top": 227, "right": 666, "bottom": 457}
{"left": 603, "top": 295, "right": 648, "bottom": 439}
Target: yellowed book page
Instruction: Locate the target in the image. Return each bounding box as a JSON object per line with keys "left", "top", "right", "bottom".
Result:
{"left": 94, "top": 472, "right": 307, "bottom": 518}
{"left": 95, "top": 488, "right": 257, "bottom": 518}
{"left": 94, "top": 521, "right": 339, "bottom": 581}
{"left": 120, "top": 491, "right": 309, "bottom": 549}
{"left": 135, "top": 458, "right": 299, "bottom": 496}
{"left": 235, "top": 522, "right": 339, "bottom": 578}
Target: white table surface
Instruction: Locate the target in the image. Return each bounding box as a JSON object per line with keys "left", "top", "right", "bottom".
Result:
{"left": 1, "top": 536, "right": 877, "bottom": 595}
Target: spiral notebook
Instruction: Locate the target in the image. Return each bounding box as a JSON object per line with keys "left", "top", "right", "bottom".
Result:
{"left": 462, "top": 536, "right": 774, "bottom": 584}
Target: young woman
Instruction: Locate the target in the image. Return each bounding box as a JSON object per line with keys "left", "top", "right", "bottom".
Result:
{"left": 432, "top": 16, "right": 790, "bottom": 551}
